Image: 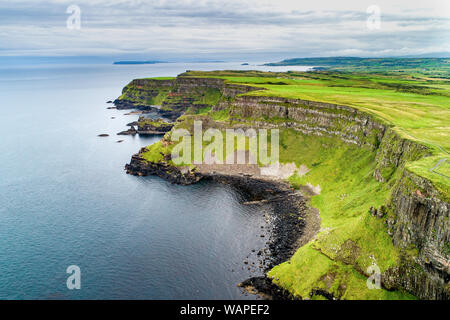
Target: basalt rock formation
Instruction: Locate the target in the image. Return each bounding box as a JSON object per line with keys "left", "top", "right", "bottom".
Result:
{"left": 114, "top": 77, "right": 262, "bottom": 121}
{"left": 120, "top": 74, "right": 449, "bottom": 300}
{"left": 126, "top": 148, "right": 202, "bottom": 184}
{"left": 227, "top": 95, "right": 386, "bottom": 148}
{"left": 136, "top": 116, "right": 174, "bottom": 134}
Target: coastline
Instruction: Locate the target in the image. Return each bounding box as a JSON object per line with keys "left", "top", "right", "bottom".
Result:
{"left": 113, "top": 71, "right": 449, "bottom": 300}
{"left": 124, "top": 136, "right": 321, "bottom": 299}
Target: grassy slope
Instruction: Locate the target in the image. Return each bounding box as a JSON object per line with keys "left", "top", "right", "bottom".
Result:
{"left": 183, "top": 70, "right": 449, "bottom": 196}
{"left": 264, "top": 57, "right": 450, "bottom": 78}
{"left": 141, "top": 123, "right": 417, "bottom": 299}
{"left": 272, "top": 130, "right": 416, "bottom": 299}
{"left": 141, "top": 115, "right": 262, "bottom": 166}
{"left": 133, "top": 70, "right": 447, "bottom": 299}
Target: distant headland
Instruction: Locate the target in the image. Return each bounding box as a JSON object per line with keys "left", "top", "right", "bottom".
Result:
{"left": 113, "top": 61, "right": 166, "bottom": 65}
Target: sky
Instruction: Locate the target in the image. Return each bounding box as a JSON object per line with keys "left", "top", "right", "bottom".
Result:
{"left": 0, "top": 0, "right": 449, "bottom": 61}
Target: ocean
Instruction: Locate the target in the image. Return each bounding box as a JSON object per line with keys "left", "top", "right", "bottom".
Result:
{"left": 0, "top": 61, "right": 309, "bottom": 299}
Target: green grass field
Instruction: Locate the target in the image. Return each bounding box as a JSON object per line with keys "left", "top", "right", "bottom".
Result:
{"left": 182, "top": 70, "right": 450, "bottom": 195}
{"left": 137, "top": 67, "right": 448, "bottom": 299}
{"left": 264, "top": 57, "right": 450, "bottom": 78}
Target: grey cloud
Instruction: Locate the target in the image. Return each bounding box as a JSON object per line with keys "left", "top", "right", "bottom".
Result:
{"left": 0, "top": 0, "right": 448, "bottom": 57}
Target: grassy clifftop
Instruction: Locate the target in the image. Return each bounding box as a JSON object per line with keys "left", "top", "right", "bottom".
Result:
{"left": 271, "top": 131, "right": 415, "bottom": 299}
{"left": 125, "top": 69, "right": 449, "bottom": 299}
{"left": 182, "top": 70, "right": 449, "bottom": 197}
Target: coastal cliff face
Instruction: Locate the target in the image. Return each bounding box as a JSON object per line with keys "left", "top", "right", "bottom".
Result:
{"left": 136, "top": 116, "right": 174, "bottom": 134}
{"left": 120, "top": 75, "right": 449, "bottom": 300}
{"left": 126, "top": 147, "right": 202, "bottom": 184}
{"left": 384, "top": 170, "right": 449, "bottom": 299}
{"left": 373, "top": 129, "right": 430, "bottom": 183}
{"left": 228, "top": 95, "right": 385, "bottom": 148}
{"left": 114, "top": 77, "right": 261, "bottom": 120}
{"left": 371, "top": 129, "right": 448, "bottom": 299}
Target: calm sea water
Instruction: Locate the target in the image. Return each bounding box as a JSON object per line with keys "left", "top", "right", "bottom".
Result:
{"left": 0, "top": 62, "right": 309, "bottom": 300}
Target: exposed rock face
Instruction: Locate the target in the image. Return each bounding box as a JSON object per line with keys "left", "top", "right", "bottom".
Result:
{"left": 136, "top": 116, "right": 174, "bottom": 134}
{"left": 373, "top": 129, "right": 430, "bottom": 182}
{"left": 120, "top": 75, "right": 449, "bottom": 300}
{"left": 125, "top": 148, "right": 203, "bottom": 185}
{"left": 226, "top": 95, "right": 449, "bottom": 299}
{"left": 114, "top": 98, "right": 155, "bottom": 110}
{"left": 367, "top": 128, "right": 448, "bottom": 299}
{"left": 211, "top": 175, "right": 308, "bottom": 269}
{"left": 116, "top": 79, "right": 174, "bottom": 109}
{"left": 114, "top": 77, "right": 262, "bottom": 121}
{"left": 238, "top": 276, "right": 298, "bottom": 300}
{"left": 125, "top": 149, "right": 310, "bottom": 300}
{"left": 383, "top": 170, "right": 449, "bottom": 299}
{"left": 229, "top": 95, "right": 386, "bottom": 148}
{"left": 117, "top": 117, "right": 174, "bottom": 135}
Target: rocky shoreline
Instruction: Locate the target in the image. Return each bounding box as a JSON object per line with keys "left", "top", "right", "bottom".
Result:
{"left": 125, "top": 146, "right": 319, "bottom": 300}
{"left": 125, "top": 149, "right": 203, "bottom": 184}
{"left": 113, "top": 98, "right": 184, "bottom": 121}
{"left": 112, "top": 94, "right": 305, "bottom": 299}
{"left": 112, "top": 72, "right": 449, "bottom": 300}
{"left": 117, "top": 114, "right": 175, "bottom": 136}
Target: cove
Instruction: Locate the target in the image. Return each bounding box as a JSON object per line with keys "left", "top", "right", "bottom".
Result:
{"left": 0, "top": 62, "right": 296, "bottom": 299}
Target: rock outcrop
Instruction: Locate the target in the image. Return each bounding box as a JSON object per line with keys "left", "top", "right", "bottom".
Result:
{"left": 136, "top": 116, "right": 174, "bottom": 134}
{"left": 226, "top": 95, "right": 449, "bottom": 299}
{"left": 125, "top": 147, "right": 203, "bottom": 185}
{"left": 114, "top": 77, "right": 262, "bottom": 120}
{"left": 229, "top": 95, "right": 386, "bottom": 148}
{"left": 373, "top": 129, "right": 430, "bottom": 182}
{"left": 118, "top": 117, "right": 174, "bottom": 136}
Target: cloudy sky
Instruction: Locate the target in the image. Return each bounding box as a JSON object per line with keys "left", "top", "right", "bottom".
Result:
{"left": 0, "top": 0, "right": 449, "bottom": 60}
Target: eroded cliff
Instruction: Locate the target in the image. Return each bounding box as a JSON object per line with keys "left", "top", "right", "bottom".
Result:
{"left": 119, "top": 73, "right": 449, "bottom": 300}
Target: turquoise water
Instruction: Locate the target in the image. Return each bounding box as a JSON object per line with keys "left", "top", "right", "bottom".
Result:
{"left": 0, "top": 62, "right": 308, "bottom": 300}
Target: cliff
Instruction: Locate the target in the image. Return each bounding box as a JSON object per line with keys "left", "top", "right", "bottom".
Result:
{"left": 383, "top": 170, "right": 449, "bottom": 299}
{"left": 119, "top": 72, "right": 449, "bottom": 300}
{"left": 114, "top": 76, "right": 262, "bottom": 120}
{"left": 227, "top": 95, "right": 386, "bottom": 148}
{"left": 222, "top": 93, "right": 449, "bottom": 299}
